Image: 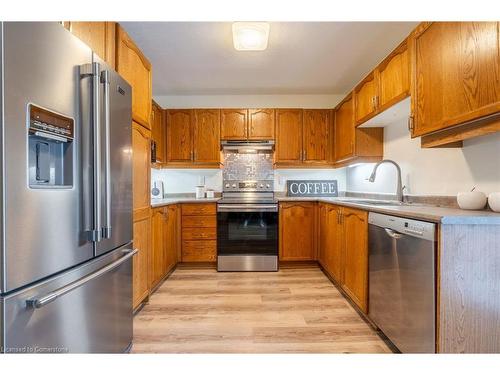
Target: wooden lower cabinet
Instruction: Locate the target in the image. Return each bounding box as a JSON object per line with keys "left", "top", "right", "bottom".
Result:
{"left": 318, "top": 203, "right": 344, "bottom": 283}
{"left": 279, "top": 202, "right": 317, "bottom": 261}
{"left": 164, "top": 205, "right": 180, "bottom": 274}
{"left": 151, "top": 208, "right": 165, "bottom": 288}
{"left": 341, "top": 207, "right": 369, "bottom": 313}
{"left": 181, "top": 203, "right": 217, "bottom": 262}
{"left": 317, "top": 203, "right": 368, "bottom": 313}
{"left": 151, "top": 204, "right": 180, "bottom": 289}
{"left": 133, "top": 208, "right": 151, "bottom": 309}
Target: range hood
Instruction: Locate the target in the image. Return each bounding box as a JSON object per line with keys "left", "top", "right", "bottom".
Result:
{"left": 221, "top": 140, "right": 274, "bottom": 153}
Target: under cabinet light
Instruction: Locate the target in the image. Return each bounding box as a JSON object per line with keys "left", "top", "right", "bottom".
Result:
{"left": 232, "top": 22, "right": 270, "bottom": 51}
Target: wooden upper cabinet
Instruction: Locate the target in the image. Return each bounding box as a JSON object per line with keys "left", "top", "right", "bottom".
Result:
{"left": 248, "top": 109, "right": 275, "bottom": 140}
{"left": 412, "top": 22, "right": 500, "bottom": 138}
{"left": 63, "top": 22, "right": 116, "bottom": 68}
{"left": 193, "top": 109, "right": 220, "bottom": 164}
{"left": 151, "top": 101, "right": 165, "bottom": 164}
{"left": 132, "top": 122, "right": 151, "bottom": 211}
{"left": 166, "top": 109, "right": 193, "bottom": 163}
{"left": 354, "top": 71, "right": 379, "bottom": 125}
{"left": 334, "top": 95, "right": 355, "bottom": 162}
{"left": 303, "top": 109, "right": 330, "bottom": 164}
{"left": 279, "top": 202, "right": 316, "bottom": 261}
{"left": 275, "top": 109, "right": 303, "bottom": 165}
{"left": 378, "top": 39, "right": 410, "bottom": 110}
{"left": 341, "top": 207, "right": 368, "bottom": 313}
{"left": 220, "top": 109, "right": 248, "bottom": 140}
{"left": 116, "top": 25, "right": 152, "bottom": 130}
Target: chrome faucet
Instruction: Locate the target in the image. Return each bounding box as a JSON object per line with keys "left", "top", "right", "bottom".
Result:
{"left": 368, "top": 159, "right": 405, "bottom": 203}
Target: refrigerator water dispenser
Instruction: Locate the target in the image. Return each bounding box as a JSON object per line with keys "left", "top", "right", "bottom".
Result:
{"left": 28, "top": 104, "right": 74, "bottom": 188}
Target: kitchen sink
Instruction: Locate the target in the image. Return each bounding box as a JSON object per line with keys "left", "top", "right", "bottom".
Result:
{"left": 336, "top": 199, "right": 407, "bottom": 206}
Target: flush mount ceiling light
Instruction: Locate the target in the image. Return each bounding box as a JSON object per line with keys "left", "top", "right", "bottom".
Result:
{"left": 232, "top": 22, "right": 270, "bottom": 51}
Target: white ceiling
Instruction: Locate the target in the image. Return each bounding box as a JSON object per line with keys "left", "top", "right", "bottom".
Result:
{"left": 121, "top": 22, "right": 418, "bottom": 96}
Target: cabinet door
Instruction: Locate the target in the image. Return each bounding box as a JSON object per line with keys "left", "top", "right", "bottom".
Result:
{"left": 303, "top": 109, "right": 330, "bottom": 164}
{"left": 151, "top": 101, "right": 165, "bottom": 164}
{"left": 279, "top": 202, "right": 316, "bottom": 261}
{"left": 63, "top": 22, "right": 116, "bottom": 68}
{"left": 151, "top": 208, "right": 166, "bottom": 288}
{"left": 413, "top": 22, "right": 500, "bottom": 136}
{"left": 317, "top": 203, "right": 328, "bottom": 267}
{"left": 193, "top": 109, "right": 220, "bottom": 164}
{"left": 248, "top": 108, "right": 275, "bottom": 140}
{"left": 275, "top": 109, "right": 303, "bottom": 165}
{"left": 165, "top": 205, "right": 179, "bottom": 274}
{"left": 132, "top": 122, "right": 151, "bottom": 211}
{"left": 133, "top": 209, "right": 151, "bottom": 309}
{"left": 325, "top": 206, "right": 344, "bottom": 284}
{"left": 166, "top": 109, "right": 193, "bottom": 163}
{"left": 220, "top": 109, "right": 247, "bottom": 140}
{"left": 334, "top": 95, "right": 355, "bottom": 162}
{"left": 378, "top": 39, "right": 410, "bottom": 110}
{"left": 342, "top": 207, "right": 368, "bottom": 313}
{"left": 116, "top": 25, "right": 152, "bottom": 129}
{"left": 354, "top": 72, "right": 379, "bottom": 125}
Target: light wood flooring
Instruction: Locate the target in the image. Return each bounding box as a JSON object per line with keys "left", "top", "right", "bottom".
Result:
{"left": 132, "top": 264, "right": 392, "bottom": 353}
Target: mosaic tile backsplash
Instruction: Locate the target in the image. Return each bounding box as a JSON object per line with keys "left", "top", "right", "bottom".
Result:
{"left": 222, "top": 151, "right": 274, "bottom": 181}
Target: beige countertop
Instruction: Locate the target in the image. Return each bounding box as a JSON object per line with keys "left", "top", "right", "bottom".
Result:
{"left": 151, "top": 196, "right": 220, "bottom": 207}
{"left": 276, "top": 196, "right": 500, "bottom": 225}
{"left": 151, "top": 194, "right": 500, "bottom": 224}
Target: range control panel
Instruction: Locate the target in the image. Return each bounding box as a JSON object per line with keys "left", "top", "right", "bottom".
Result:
{"left": 223, "top": 180, "right": 274, "bottom": 192}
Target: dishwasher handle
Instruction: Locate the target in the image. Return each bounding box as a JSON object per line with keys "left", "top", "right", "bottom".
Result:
{"left": 384, "top": 228, "right": 403, "bottom": 240}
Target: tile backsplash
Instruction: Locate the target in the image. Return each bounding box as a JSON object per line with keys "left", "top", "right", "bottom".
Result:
{"left": 152, "top": 167, "right": 347, "bottom": 194}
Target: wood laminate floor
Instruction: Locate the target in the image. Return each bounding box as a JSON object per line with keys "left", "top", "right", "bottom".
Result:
{"left": 132, "top": 264, "right": 392, "bottom": 353}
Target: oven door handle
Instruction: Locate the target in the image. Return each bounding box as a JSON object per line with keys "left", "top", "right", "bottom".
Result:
{"left": 217, "top": 204, "right": 278, "bottom": 212}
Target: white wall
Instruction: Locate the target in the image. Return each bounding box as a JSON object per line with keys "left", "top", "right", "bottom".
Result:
{"left": 151, "top": 169, "right": 223, "bottom": 194}
{"left": 346, "top": 118, "right": 500, "bottom": 196}
{"left": 151, "top": 168, "right": 346, "bottom": 195}
{"left": 154, "top": 94, "right": 344, "bottom": 109}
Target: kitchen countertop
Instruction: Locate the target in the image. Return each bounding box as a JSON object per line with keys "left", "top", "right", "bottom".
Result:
{"left": 151, "top": 196, "right": 221, "bottom": 207}
{"left": 151, "top": 194, "right": 500, "bottom": 225}
{"left": 276, "top": 196, "right": 500, "bottom": 225}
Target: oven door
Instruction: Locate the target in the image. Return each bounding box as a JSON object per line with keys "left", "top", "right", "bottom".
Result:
{"left": 217, "top": 204, "right": 278, "bottom": 257}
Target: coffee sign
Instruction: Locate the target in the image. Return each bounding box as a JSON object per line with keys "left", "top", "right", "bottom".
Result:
{"left": 286, "top": 180, "right": 338, "bottom": 197}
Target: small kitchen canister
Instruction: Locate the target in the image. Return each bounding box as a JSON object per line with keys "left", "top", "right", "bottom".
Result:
{"left": 488, "top": 192, "right": 500, "bottom": 213}
{"left": 206, "top": 190, "right": 215, "bottom": 199}
{"left": 195, "top": 185, "right": 205, "bottom": 199}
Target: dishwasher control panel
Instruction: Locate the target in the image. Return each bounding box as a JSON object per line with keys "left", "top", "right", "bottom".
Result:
{"left": 368, "top": 212, "right": 436, "bottom": 241}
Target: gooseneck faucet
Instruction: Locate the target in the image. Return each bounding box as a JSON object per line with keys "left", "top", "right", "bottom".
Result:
{"left": 368, "top": 159, "right": 404, "bottom": 204}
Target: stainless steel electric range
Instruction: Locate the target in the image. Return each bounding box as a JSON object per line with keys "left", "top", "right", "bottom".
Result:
{"left": 217, "top": 141, "right": 278, "bottom": 271}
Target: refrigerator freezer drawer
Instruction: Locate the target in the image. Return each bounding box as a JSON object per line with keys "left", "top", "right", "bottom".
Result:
{"left": 1, "top": 244, "right": 134, "bottom": 353}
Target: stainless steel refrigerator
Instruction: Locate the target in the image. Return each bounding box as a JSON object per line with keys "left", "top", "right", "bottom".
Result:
{"left": 0, "top": 22, "right": 134, "bottom": 353}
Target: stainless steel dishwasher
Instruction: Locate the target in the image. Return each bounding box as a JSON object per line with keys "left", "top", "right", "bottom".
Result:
{"left": 368, "top": 212, "right": 437, "bottom": 353}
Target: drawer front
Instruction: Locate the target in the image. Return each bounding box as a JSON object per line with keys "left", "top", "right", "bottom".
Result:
{"left": 182, "top": 240, "right": 217, "bottom": 262}
{"left": 182, "top": 227, "right": 217, "bottom": 240}
{"left": 182, "top": 203, "right": 216, "bottom": 216}
{"left": 182, "top": 215, "right": 216, "bottom": 228}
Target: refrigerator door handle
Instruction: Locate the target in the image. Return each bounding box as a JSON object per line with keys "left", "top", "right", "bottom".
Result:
{"left": 101, "top": 69, "right": 112, "bottom": 239}
{"left": 81, "top": 62, "right": 102, "bottom": 242}
{"left": 26, "top": 248, "right": 138, "bottom": 309}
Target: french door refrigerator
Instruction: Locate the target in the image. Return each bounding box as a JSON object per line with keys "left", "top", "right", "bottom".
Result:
{"left": 0, "top": 22, "right": 135, "bottom": 353}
